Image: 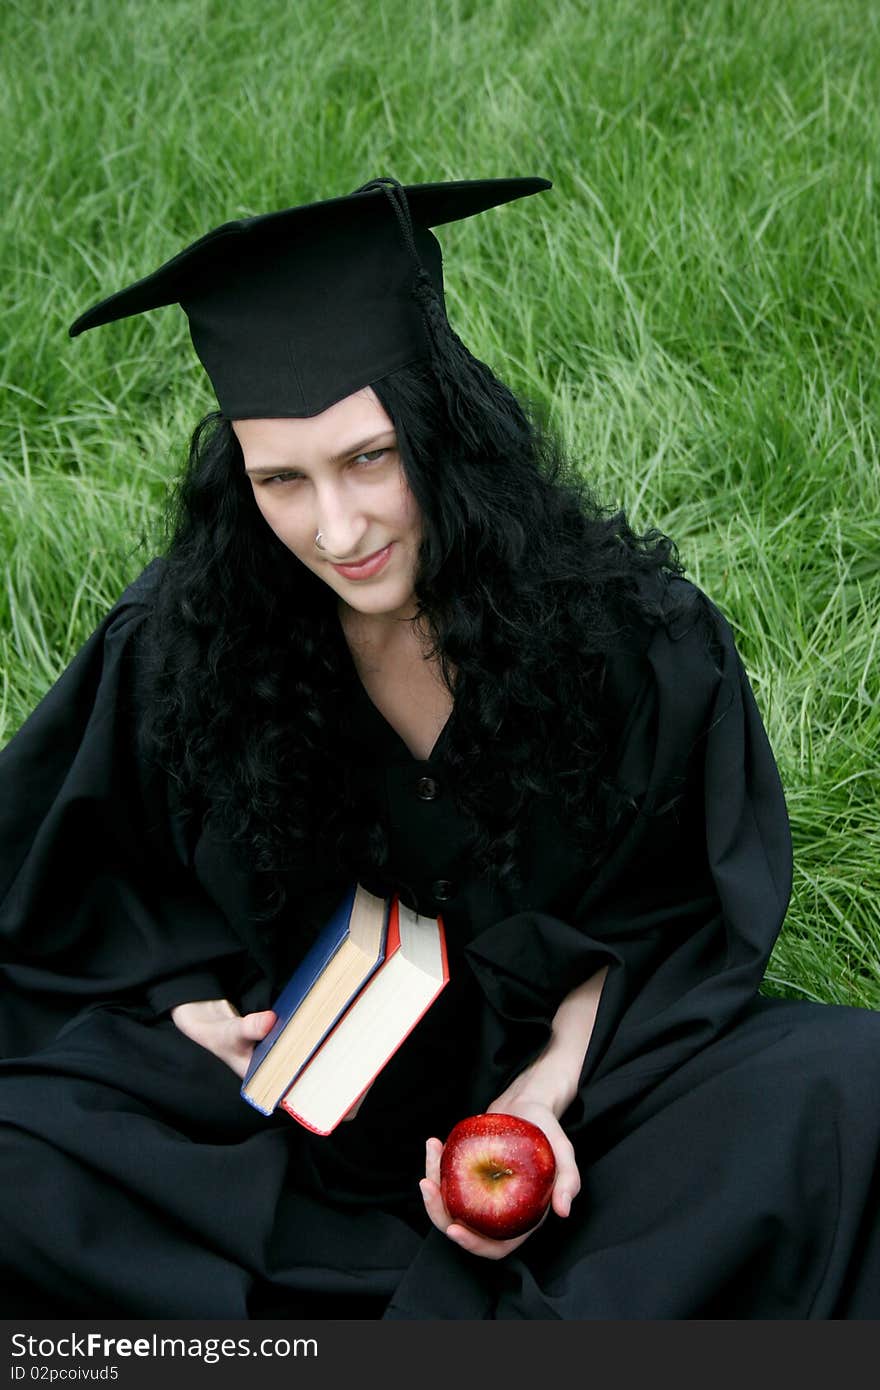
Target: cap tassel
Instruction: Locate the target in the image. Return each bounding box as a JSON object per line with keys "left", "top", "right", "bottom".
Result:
{"left": 355, "top": 179, "right": 508, "bottom": 440}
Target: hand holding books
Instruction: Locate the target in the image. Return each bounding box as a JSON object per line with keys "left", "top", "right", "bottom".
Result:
{"left": 170, "top": 997, "right": 278, "bottom": 1078}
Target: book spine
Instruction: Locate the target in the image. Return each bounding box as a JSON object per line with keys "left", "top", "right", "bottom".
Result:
{"left": 276, "top": 1105, "right": 333, "bottom": 1136}
{"left": 239, "top": 1091, "right": 275, "bottom": 1118}
{"left": 241, "top": 881, "right": 361, "bottom": 1089}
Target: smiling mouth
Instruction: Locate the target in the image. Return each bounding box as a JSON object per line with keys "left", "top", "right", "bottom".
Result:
{"left": 330, "top": 543, "right": 394, "bottom": 578}
{"left": 333, "top": 545, "right": 388, "bottom": 567}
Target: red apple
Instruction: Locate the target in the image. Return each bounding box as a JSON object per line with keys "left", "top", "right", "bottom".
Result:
{"left": 439, "top": 1112, "right": 557, "bottom": 1240}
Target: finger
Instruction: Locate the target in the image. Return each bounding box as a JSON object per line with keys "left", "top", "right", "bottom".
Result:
{"left": 444, "top": 1223, "right": 527, "bottom": 1261}
{"left": 419, "top": 1178, "right": 451, "bottom": 1233}
{"left": 341, "top": 1088, "right": 367, "bottom": 1121}
{"left": 530, "top": 1122, "right": 579, "bottom": 1218}
{"left": 424, "top": 1136, "right": 444, "bottom": 1186}
{"left": 552, "top": 1183, "right": 579, "bottom": 1218}
{"left": 420, "top": 1140, "right": 449, "bottom": 1231}
{"left": 227, "top": 1056, "right": 248, "bottom": 1080}
{"left": 550, "top": 1152, "right": 581, "bottom": 1218}
{"left": 444, "top": 1187, "right": 551, "bottom": 1257}
{"left": 222, "top": 1014, "right": 277, "bottom": 1079}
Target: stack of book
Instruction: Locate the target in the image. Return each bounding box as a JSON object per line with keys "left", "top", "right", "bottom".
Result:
{"left": 241, "top": 881, "right": 449, "bottom": 1135}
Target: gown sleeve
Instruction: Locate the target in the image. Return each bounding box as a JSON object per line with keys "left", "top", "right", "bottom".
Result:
{"left": 0, "top": 561, "right": 248, "bottom": 1057}
{"left": 461, "top": 578, "right": 793, "bottom": 1130}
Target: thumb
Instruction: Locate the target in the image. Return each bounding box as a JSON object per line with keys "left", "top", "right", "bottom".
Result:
{"left": 238, "top": 1010, "right": 277, "bottom": 1042}
{"left": 551, "top": 1156, "right": 581, "bottom": 1218}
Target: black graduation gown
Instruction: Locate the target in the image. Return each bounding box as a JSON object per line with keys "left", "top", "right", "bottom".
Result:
{"left": 1, "top": 562, "right": 878, "bottom": 1319}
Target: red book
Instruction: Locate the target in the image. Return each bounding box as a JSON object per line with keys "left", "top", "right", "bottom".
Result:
{"left": 279, "top": 896, "right": 449, "bottom": 1135}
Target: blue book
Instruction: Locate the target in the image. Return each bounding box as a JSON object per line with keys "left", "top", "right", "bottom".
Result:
{"left": 241, "top": 882, "right": 391, "bottom": 1115}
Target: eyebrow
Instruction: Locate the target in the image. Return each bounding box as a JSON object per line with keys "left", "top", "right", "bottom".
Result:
{"left": 244, "top": 431, "right": 397, "bottom": 475}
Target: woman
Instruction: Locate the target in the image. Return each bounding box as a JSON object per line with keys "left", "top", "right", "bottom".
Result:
{"left": 1, "top": 176, "right": 878, "bottom": 1318}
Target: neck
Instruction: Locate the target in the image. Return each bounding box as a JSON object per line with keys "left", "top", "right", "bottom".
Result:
{"left": 337, "top": 599, "right": 440, "bottom": 672}
{"left": 339, "top": 598, "right": 426, "bottom": 646}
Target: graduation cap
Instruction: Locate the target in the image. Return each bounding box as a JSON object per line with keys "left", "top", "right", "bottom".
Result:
{"left": 69, "top": 176, "right": 552, "bottom": 419}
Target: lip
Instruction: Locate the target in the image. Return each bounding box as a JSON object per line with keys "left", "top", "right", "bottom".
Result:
{"left": 331, "top": 543, "right": 394, "bottom": 580}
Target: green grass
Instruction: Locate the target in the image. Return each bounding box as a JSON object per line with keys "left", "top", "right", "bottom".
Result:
{"left": 2, "top": 0, "right": 878, "bottom": 1008}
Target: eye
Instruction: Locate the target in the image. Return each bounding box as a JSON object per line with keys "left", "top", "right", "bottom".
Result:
{"left": 352, "top": 448, "right": 388, "bottom": 466}
{"left": 262, "top": 471, "right": 303, "bottom": 486}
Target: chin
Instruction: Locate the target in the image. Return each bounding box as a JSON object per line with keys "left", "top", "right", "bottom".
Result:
{"left": 342, "top": 581, "right": 418, "bottom": 620}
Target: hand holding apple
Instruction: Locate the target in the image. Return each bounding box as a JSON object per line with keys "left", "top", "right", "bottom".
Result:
{"left": 421, "top": 1095, "right": 580, "bottom": 1260}
{"left": 439, "top": 1112, "right": 557, "bottom": 1239}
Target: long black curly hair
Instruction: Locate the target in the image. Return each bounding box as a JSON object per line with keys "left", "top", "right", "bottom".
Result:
{"left": 140, "top": 330, "right": 684, "bottom": 922}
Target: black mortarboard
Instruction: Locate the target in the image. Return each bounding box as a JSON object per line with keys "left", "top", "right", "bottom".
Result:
{"left": 69, "top": 176, "right": 552, "bottom": 419}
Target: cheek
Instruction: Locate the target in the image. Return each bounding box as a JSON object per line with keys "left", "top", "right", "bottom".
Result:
{"left": 250, "top": 490, "right": 313, "bottom": 557}
{"left": 395, "top": 478, "right": 422, "bottom": 534}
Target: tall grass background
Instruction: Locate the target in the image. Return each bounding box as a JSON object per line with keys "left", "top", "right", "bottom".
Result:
{"left": 2, "top": 0, "right": 878, "bottom": 1007}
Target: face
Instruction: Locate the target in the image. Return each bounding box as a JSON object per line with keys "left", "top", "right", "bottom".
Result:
{"left": 234, "top": 388, "right": 423, "bottom": 629}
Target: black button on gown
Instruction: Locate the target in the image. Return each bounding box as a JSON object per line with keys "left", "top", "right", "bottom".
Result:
{"left": 1, "top": 561, "right": 879, "bottom": 1318}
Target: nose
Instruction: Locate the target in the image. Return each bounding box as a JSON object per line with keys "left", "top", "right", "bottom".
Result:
{"left": 313, "top": 482, "right": 369, "bottom": 562}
